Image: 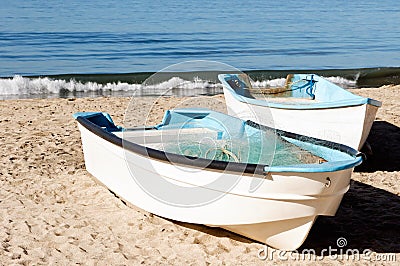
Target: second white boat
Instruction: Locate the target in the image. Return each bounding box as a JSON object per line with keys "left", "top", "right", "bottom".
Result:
{"left": 219, "top": 73, "right": 381, "bottom": 150}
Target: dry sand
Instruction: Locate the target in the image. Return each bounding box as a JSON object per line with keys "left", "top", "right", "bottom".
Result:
{"left": 0, "top": 87, "right": 399, "bottom": 265}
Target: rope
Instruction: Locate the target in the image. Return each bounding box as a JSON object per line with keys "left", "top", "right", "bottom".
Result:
{"left": 180, "top": 141, "right": 240, "bottom": 162}
{"left": 304, "top": 75, "right": 316, "bottom": 99}
{"left": 251, "top": 82, "right": 308, "bottom": 95}
{"left": 205, "top": 147, "right": 240, "bottom": 162}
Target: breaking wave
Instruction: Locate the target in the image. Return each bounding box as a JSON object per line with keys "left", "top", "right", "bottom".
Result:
{"left": 1, "top": 67, "right": 399, "bottom": 99}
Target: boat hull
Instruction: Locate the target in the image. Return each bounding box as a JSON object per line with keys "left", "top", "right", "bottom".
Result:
{"left": 223, "top": 87, "right": 379, "bottom": 150}
{"left": 77, "top": 122, "right": 353, "bottom": 250}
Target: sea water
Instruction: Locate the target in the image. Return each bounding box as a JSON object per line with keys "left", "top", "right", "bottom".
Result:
{"left": 1, "top": 0, "right": 399, "bottom": 98}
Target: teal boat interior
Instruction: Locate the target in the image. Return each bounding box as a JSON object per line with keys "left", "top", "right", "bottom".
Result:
{"left": 218, "top": 73, "right": 381, "bottom": 109}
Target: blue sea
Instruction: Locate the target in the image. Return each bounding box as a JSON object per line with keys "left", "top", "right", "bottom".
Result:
{"left": 1, "top": 0, "right": 399, "bottom": 99}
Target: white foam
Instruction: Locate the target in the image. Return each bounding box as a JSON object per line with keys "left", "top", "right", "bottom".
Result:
{"left": 251, "top": 78, "right": 287, "bottom": 88}
{"left": 0, "top": 75, "right": 140, "bottom": 95}
{"left": 146, "top": 76, "right": 219, "bottom": 90}
{"left": 252, "top": 76, "right": 358, "bottom": 89}
{"left": 0, "top": 75, "right": 358, "bottom": 97}
{"left": 0, "top": 75, "right": 220, "bottom": 96}
{"left": 324, "top": 76, "right": 357, "bottom": 88}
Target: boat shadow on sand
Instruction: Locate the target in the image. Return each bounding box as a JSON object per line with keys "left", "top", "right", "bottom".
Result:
{"left": 175, "top": 121, "right": 400, "bottom": 254}
{"left": 176, "top": 179, "right": 400, "bottom": 254}
{"left": 357, "top": 120, "right": 400, "bottom": 172}
{"left": 302, "top": 120, "right": 400, "bottom": 253}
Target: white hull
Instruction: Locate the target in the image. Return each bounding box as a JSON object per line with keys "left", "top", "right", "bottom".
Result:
{"left": 223, "top": 87, "right": 379, "bottom": 150}
{"left": 77, "top": 123, "right": 353, "bottom": 250}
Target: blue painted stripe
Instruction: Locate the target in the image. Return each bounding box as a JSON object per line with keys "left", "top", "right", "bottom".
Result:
{"left": 72, "top": 111, "right": 114, "bottom": 123}
{"left": 267, "top": 158, "right": 362, "bottom": 173}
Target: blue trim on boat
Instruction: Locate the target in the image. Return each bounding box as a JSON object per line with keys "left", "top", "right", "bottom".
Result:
{"left": 267, "top": 159, "right": 362, "bottom": 173}
{"left": 73, "top": 109, "right": 363, "bottom": 174}
{"left": 218, "top": 74, "right": 382, "bottom": 110}
{"left": 72, "top": 111, "right": 114, "bottom": 122}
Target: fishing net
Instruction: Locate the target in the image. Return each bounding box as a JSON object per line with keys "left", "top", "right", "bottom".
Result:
{"left": 144, "top": 126, "right": 323, "bottom": 166}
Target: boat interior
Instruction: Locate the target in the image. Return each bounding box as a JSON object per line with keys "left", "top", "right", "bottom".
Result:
{"left": 74, "top": 110, "right": 362, "bottom": 172}
{"left": 224, "top": 73, "right": 319, "bottom": 104}
{"left": 111, "top": 109, "right": 358, "bottom": 167}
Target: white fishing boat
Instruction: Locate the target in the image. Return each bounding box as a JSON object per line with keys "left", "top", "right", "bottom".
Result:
{"left": 218, "top": 73, "right": 381, "bottom": 150}
{"left": 74, "top": 108, "right": 362, "bottom": 250}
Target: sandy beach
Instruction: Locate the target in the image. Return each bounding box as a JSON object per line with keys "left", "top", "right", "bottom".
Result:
{"left": 1, "top": 86, "right": 399, "bottom": 265}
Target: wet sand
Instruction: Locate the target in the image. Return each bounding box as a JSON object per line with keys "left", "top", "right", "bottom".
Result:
{"left": 1, "top": 86, "right": 399, "bottom": 264}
